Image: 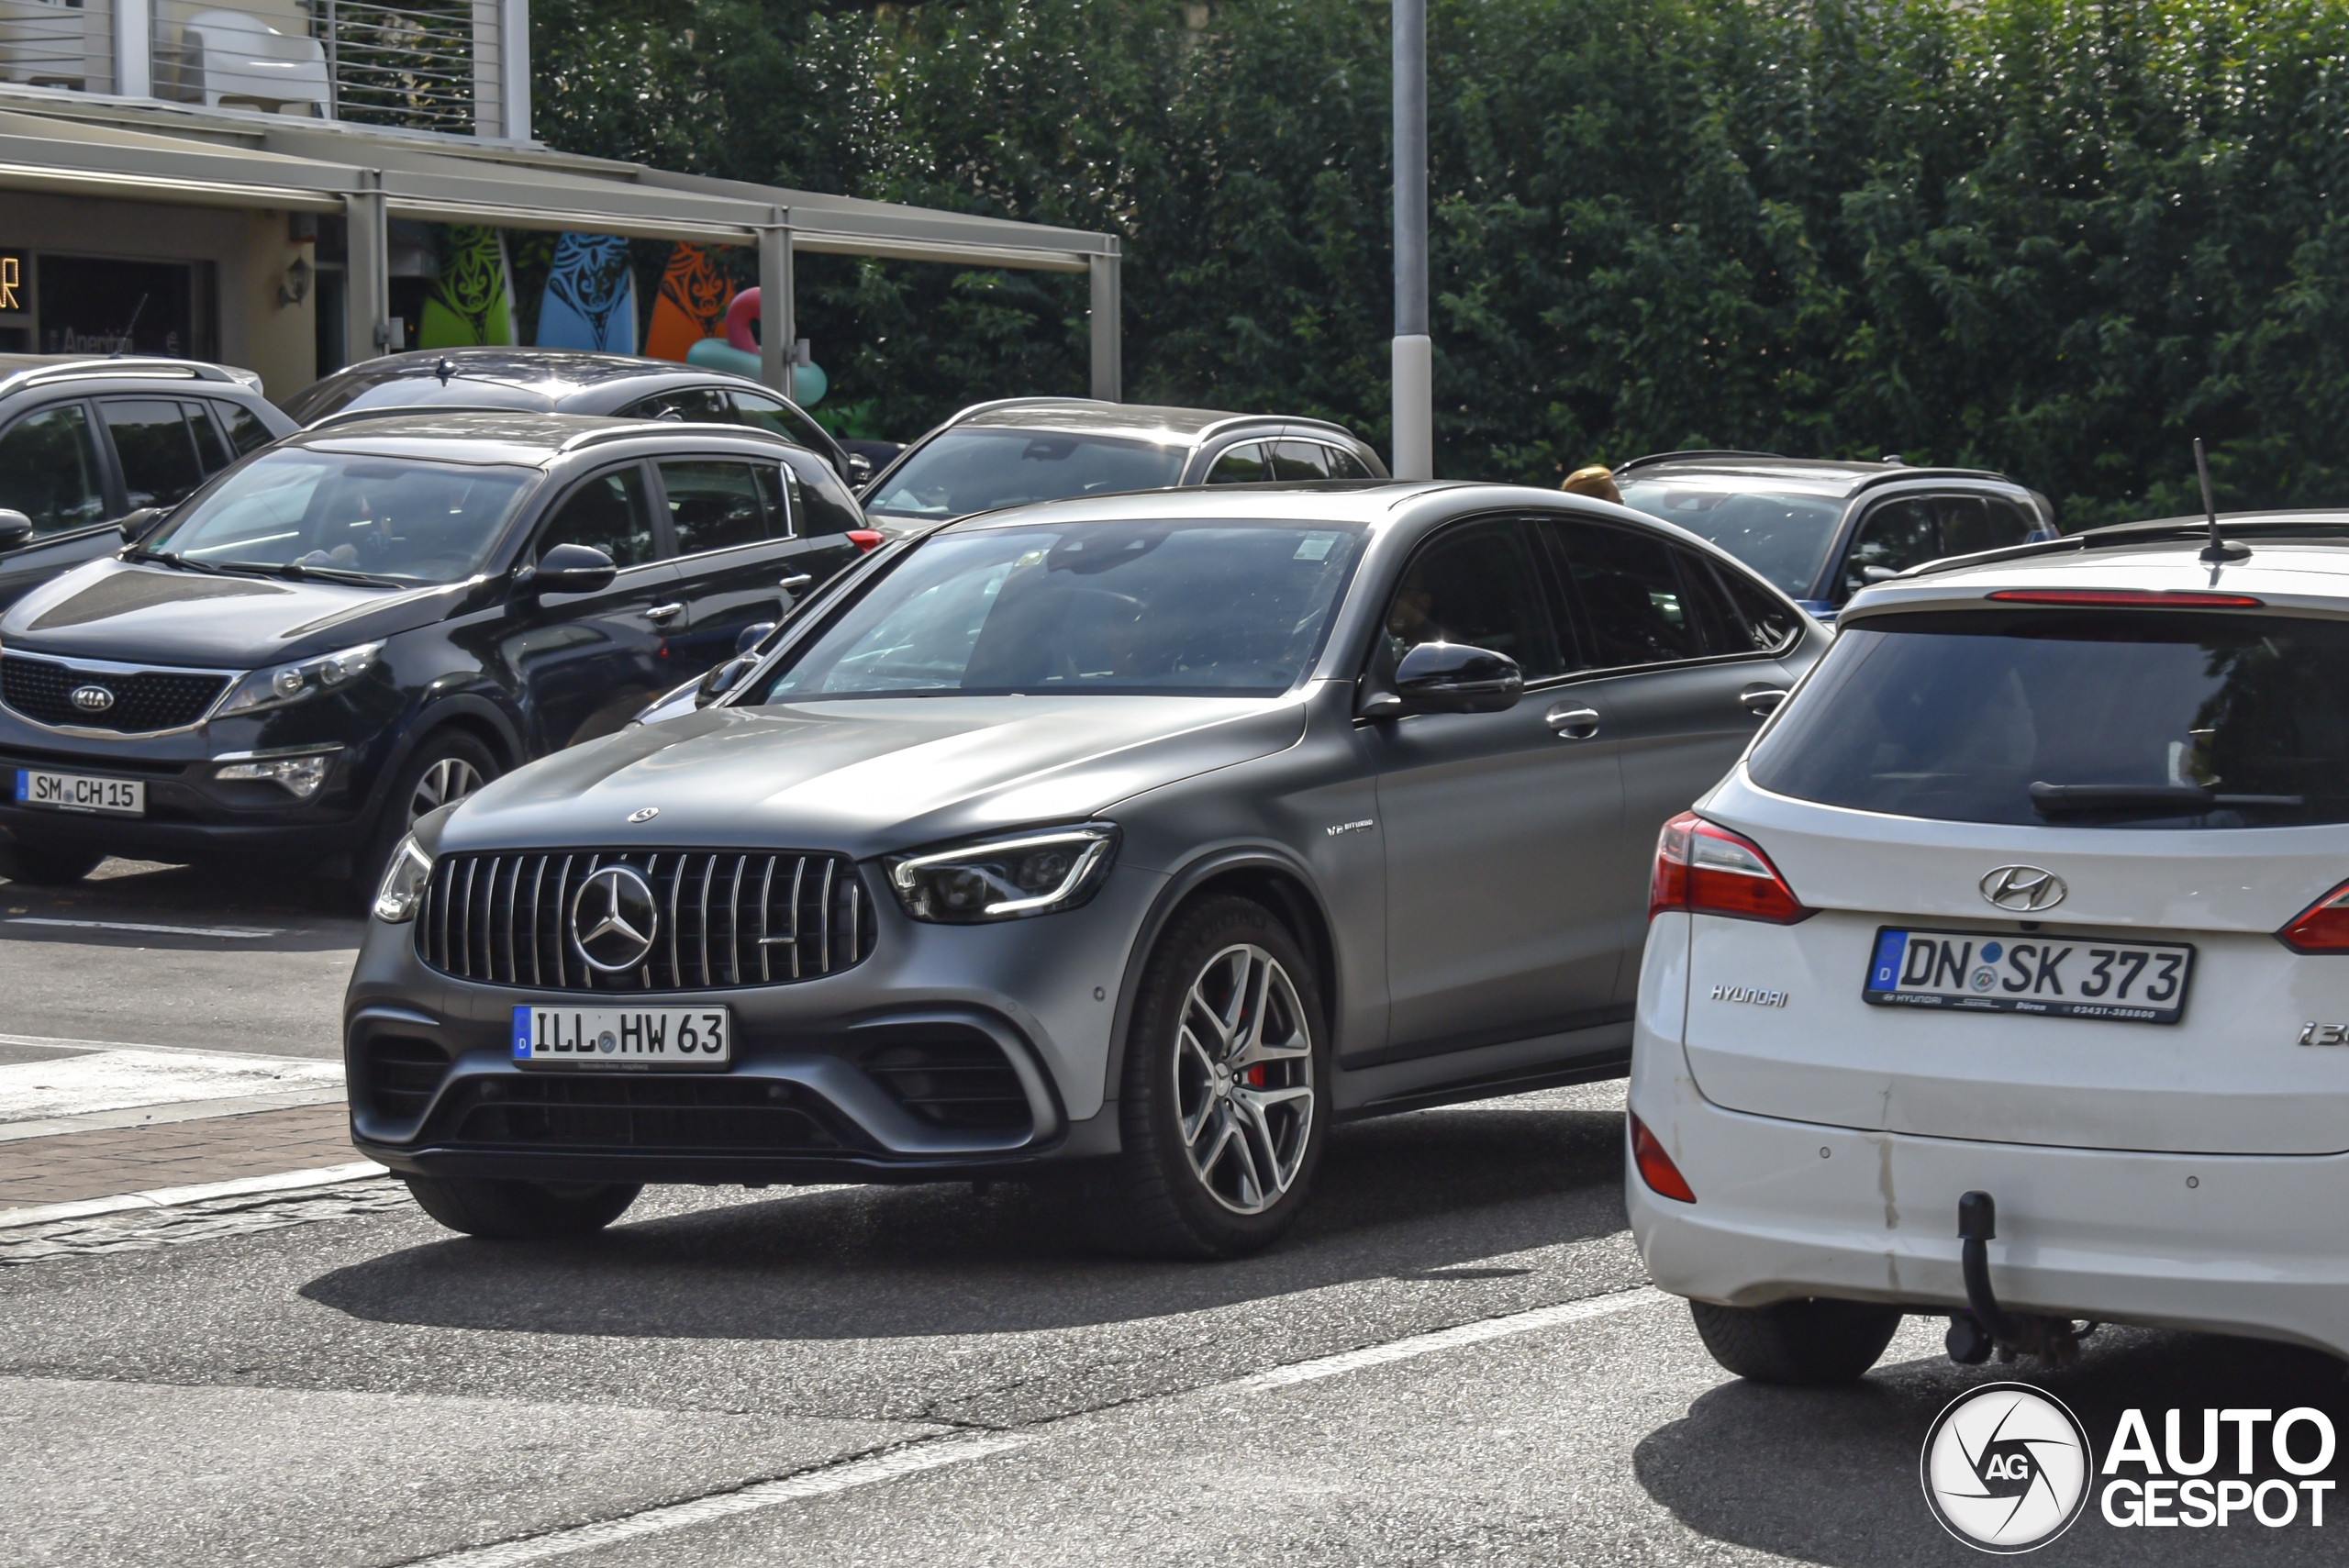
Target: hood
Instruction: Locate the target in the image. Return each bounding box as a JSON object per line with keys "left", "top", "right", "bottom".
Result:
{"left": 438, "top": 694, "right": 1308, "bottom": 860}
{"left": 1, "top": 560, "right": 462, "bottom": 667}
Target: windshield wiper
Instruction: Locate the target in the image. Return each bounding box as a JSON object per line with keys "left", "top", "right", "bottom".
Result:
{"left": 124, "top": 548, "right": 220, "bottom": 575}
{"left": 228, "top": 560, "right": 405, "bottom": 588}
{"left": 2030, "top": 782, "right": 2305, "bottom": 815}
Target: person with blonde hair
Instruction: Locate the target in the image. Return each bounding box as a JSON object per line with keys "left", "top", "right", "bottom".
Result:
{"left": 1561, "top": 463, "right": 1620, "bottom": 503}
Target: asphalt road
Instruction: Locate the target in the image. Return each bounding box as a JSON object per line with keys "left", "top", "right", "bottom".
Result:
{"left": 6, "top": 862, "right": 2343, "bottom": 1566}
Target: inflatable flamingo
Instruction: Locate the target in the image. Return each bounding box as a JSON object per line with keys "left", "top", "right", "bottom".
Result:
{"left": 684, "top": 287, "right": 828, "bottom": 406}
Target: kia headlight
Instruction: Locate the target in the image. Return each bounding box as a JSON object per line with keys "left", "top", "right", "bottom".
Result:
{"left": 216, "top": 640, "right": 384, "bottom": 718}
{"left": 885, "top": 824, "right": 1119, "bottom": 924}
{"left": 373, "top": 833, "right": 434, "bottom": 923}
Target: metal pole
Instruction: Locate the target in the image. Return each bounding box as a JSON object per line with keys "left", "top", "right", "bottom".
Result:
{"left": 343, "top": 175, "right": 389, "bottom": 365}
{"left": 1391, "top": 0, "right": 1432, "bottom": 480}
{"left": 757, "top": 214, "right": 794, "bottom": 400}
{"left": 1089, "top": 245, "right": 1122, "bottom": 402}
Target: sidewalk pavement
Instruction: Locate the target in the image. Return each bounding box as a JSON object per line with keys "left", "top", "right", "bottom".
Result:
{"left": 0, "top": 1103, "right": 362, "bottom": 1210}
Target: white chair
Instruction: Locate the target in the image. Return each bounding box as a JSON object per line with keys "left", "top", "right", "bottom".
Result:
{"left": 178, "top": 9, "right": 331, "bottom": 116}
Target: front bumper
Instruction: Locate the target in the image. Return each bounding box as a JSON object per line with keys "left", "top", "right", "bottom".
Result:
{"left": 345, "top": 858, "right": 1166, "bottom": 1184}
{"left": 1627, "top": 1027, "right": 2349, "bottom": 1362}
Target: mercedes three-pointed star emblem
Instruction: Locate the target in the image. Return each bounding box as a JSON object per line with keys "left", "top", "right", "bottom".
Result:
{"left": 571, "top": 864, "right": 660, "bottom": 972}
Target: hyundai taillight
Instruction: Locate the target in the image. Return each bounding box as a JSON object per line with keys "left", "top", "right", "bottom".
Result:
{"left": 2278, "top": 880, "right": 2349, "bottom": 952}
{"left": 1629, "top": 1111, "right": 1696, "bottom": 1203}
{"left": 1648, "top": 810, "right": 1811, "bottom": 924}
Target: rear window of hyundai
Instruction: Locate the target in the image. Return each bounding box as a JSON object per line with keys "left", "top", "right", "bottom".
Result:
{"left": 1748, "top": 609, "right": 2349, "bottom": 828}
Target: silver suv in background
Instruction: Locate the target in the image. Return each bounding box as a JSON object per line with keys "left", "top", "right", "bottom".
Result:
{"left": 859, "top": 397, "right": 1387, "bottom": 524}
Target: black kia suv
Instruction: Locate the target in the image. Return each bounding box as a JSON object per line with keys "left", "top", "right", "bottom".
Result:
{"left": 0, "top": 411, "right": 876, "bottom": 891}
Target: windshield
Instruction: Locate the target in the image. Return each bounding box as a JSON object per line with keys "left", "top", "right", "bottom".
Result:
{"left": 746, "top": 519, "right": 1366, "bottom": 701}
{"left": 1749, "top": 609, "right": 2349, "bottom": 828}
{"left": 865, "top": 429, "right": 1188, "bottom": 519}
{"left": 142, "top": 450, "right": 538, "bottom": 584}
{"left": 1619, "top": 480, "right": 1845, "bottom": 598}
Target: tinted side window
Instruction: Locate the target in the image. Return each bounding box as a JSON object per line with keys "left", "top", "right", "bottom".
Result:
{"left": 102, "top": 399, "right": 206, "bottom": 508}
{"left": 1382, "top": 518, "right": 1564, "bottom": 680}
{"left": 186, "top": 402, "right": 232, "bottom": 473}
{"left": 1841, "top": 495, "right": 2032, "bottom": 600}
{"left": 536, "top": 466, "right": 657, "bottom": 568}
{"left": 622, "top": 389, "right": 731, "bottom": 424}
{"left": 0, "top": 404, "right": 109, "bottom": 538}
{"left": 1206, "top": 443, "right": 1268, "bottom": 484}
{"left": 1322, "top": 444, "right": 1374, "bottom": 480}
{"left": 1552, "top": 520, "right": 1705, "bottom": 668}
{"left": 1701, "top": 558, "right": 1801, "bottom": 652}
{"left": 212, "top": 400, "right": 275, "bottom": 456}
{"left": 786, "top": 450, "right": 863, "bottom": 536}
{"left": 660, "top": 460, "right": 777, "bottom": 555}
{"left": 729, "top": 391, "right": 816, "bottom": 450}
{"left": 1267, "top": 440, "right": 1331, "bottom": 481}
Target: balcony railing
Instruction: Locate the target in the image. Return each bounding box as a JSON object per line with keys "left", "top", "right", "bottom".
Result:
{"left": 0, "top": 0, "right": 116, "bottom": 95}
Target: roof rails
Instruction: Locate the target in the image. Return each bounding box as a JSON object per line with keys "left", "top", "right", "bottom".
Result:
{"left": 2, "top": 358, "right": 250, "bottom": 394}
{"left": 947, "top": 395, "right": 1114, "bottom": 422}
{"left": 558, "top": 421, "right": 799, "bottom": 454}
{"left": 1902, "top": 512, "right": 2349, "bottom": 581}
{"left": 1614, "top": 449, "right": 1787, "bottom": 474}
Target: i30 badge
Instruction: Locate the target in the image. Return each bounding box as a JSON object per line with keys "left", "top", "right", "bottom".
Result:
{"left": 68, "top": 684, "right": 116, "bottom": 714}
{"left": 571, "top": 865, "right": 659, "bottom": 972}
{"left": 1979, "top": 865, "right": 2066, "bottom": 914}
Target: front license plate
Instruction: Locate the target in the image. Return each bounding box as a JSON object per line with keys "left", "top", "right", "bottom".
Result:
{"left": 1863, "top": 928, "right": 2193, "bottom": 1024}
{"left": 14, "top": 767, "right": 144, "bottom": 817}
{"left": 513, "top": 1005, "right": 731, "bottom": 1067}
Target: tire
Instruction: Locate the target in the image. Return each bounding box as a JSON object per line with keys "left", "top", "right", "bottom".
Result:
{"left": 1688, "top": 1297, "right": 1903, "bottom": 1385}
{"left": 1085, "top": 895, "right": 1330, "bottom": 1259}
{"left": 354, "top": 729, "right": 499, "bottom": 904}
{"left": 0, "top": 842, "right": 105, "bottom": 885}
{"left": 402, "top": 1175, "right": 640, "bottom": 1240}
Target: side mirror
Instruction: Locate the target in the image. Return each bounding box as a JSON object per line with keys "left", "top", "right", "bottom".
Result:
{"left": 845, "top": 452, "right": 873, "bottom": 488}
{"left": 734, "top": 620, "right": 777, "bottom": 657}
{"left": 513, "top": 542, "right": 617, "bottom": 599}
{"left": 115, "top": 506, "right": 162, "bottom": 544}
{"left": 696, "top": 653, "right": 756, "bottom": 707}
{"left": 1386, "top": 641, "right": 1524, "bottom": 716}
{"left": 0, "top": 509, "right": 31, "bottom": 550}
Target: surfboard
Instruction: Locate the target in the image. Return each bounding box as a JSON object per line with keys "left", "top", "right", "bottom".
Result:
{"left": 417, "top": 227, "right": 516, "bottom": 349}
{"left": 535, "top": 233, "right": 638, "bottom": 353}
{"left": 644, "top": 243, "right": 735, "bottom": 361}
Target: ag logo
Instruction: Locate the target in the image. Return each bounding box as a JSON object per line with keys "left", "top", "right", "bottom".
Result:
{"left": 1921, "top": 1383, "right": 2094, "bottom": 1552}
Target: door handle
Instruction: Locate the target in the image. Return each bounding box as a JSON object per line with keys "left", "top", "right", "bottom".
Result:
{"left": 777, "top": 573, "right": 813, "bottom": 592}
{"left": 1545, "top": 705, "right": 1600, "bottom": 740}
{"left": 639, "top": 602, "right": 686, "bottom": 623}
{"left": 1740, "top": 684, "right": 1789, "bottom": 717}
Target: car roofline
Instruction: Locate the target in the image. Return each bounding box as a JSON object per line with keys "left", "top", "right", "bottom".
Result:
{"left": 1896, "top": 511, "right": 2349, "bottom": 583}
{"left": 0, "top": 358, "right": 250, "bottom": 395}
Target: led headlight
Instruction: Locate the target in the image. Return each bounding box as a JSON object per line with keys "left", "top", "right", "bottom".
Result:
{"left": 216, "top": 640, "right": 384, "bottom": 718}
{"left": 373, "top": 833, "right": 434, "bottom": 923}
{"left": 214, "top": 744, "right": 342, "bottom": 799}
{"left": 885, "top": 823, "right": 1119, "bottom": 924}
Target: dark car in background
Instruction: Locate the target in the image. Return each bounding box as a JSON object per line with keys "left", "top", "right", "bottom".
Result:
{"left": 281, "top": 349, "right": 871, "bottom": 488}
{"left": 0, "top": 412, "right": 876, "bottom": 892}
{"left": 860, "top": 397, "right": 1388, "bottom": 524}
{"left": 1613, "top": 451, "right": 2055, "bottom": 619}
{"left": 0, "top": 356, "right": 296, "bottom": 610}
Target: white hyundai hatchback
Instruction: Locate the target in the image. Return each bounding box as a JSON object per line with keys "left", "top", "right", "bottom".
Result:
{"left": 1628, "top": 515, "right": 2349, "bottom": 1383}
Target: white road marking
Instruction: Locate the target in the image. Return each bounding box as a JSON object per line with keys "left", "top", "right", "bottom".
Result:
{"left": 1241, "top": 1285, "right": 1674, "bottom": 1390}
{"left": 395, "top": 1432, "right": 1031, "bottom": 1568}
{"left": 0, "top": 1031, "right": 338, "bottom": 1062}
{"left": 6, "top": 916, "right": 285, "bottom": 939}
{"left": 0, "top": 1161, "right": 387, "bottom": 1230}
{"left": 0, "top": 1086, "right": 348, "bottom": 1143}
{"left": 0, "top": 1047, "right": 342, "bottom": 1125}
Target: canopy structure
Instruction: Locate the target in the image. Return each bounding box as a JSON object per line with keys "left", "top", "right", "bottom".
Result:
{"left": 0, "top": 90, "right": 1122, "bottom": 398}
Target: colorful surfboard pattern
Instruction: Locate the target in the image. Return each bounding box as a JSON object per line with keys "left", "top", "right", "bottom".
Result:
{"left": 418, "top": 227, "right": 515, "bottom": 349}
{"left": 644, "top": 244, "right": 736, "bottom": 362}
{"left": 535, "top": 233, "right": 638, "bottom": 354}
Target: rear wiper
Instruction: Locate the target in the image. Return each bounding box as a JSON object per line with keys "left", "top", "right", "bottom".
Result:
{"left": 2030, "top": 782, "right": 2304, "bottom": 814}
{"left": 123, "top": 548, "right": 219, "bottom": 574}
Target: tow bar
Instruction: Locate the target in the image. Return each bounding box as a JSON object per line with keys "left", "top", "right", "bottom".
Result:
{"left": 1944, "top": 1189, "right": 2097, "bottom": 1365}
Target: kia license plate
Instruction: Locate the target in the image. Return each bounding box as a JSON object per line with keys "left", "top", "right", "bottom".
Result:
{"left": 15, "top": 768, "right": 144, "bottom": 817}
{"left": 1863, "top": 928, "right": 2192, "bottom": 1024}
{"left": 513, "top": 1005, "right": 731, "bottom": 1067}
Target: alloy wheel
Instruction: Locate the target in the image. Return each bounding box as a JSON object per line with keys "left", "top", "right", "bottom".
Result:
{"left": 408, "top": 755, "right": 484, "bottom": 826}
{"left": 1173, "top": 941, "right": 1315, "bottom": 1215}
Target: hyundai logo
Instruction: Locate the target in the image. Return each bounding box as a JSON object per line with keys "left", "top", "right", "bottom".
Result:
{"left": 1980, "top": 864, "right": 2067, "bottom": 913}
{"left": 571, "top": 865, "right": 659, "bottom": 973}
{"left": 68, "top": 684, "right": 116, "bottom": 714}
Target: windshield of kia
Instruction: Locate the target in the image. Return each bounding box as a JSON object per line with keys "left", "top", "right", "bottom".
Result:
{"left": 864, "top": 430, "right": 1188, "bottom": 520}
{"left": 1749, "top": 608, "right": 2349, "bottom": 828}
{"left": 1619, "top": 479, "right": 1845, "bottom": 598}
{"left": 141, "top": 450, "right": 538, "bottom": 584}
{"left": 749, "top": 520, "right": 1367, "bottom": 700}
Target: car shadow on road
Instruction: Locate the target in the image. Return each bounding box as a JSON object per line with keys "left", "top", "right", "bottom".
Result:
{"left": 300, "top": 1096, "right": 1633, "bottom": 1339}
{"left": 1634, "top": 1325, "right": 2349, "bottom": 1564}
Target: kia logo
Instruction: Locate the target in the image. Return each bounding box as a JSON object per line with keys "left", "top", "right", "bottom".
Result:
{"left": 1980, "top": 864, "right": 2067, "bottom": 913}
{"left": 571, "top": 864, "right": 659, "bottom": 973}
{"left": 68, "top": 684, "right": 116, "bottom": 714}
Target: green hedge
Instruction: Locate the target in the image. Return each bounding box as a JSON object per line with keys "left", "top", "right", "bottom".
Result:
{"left": 536, "top": 0, "right": 2349, "bottom": 524}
